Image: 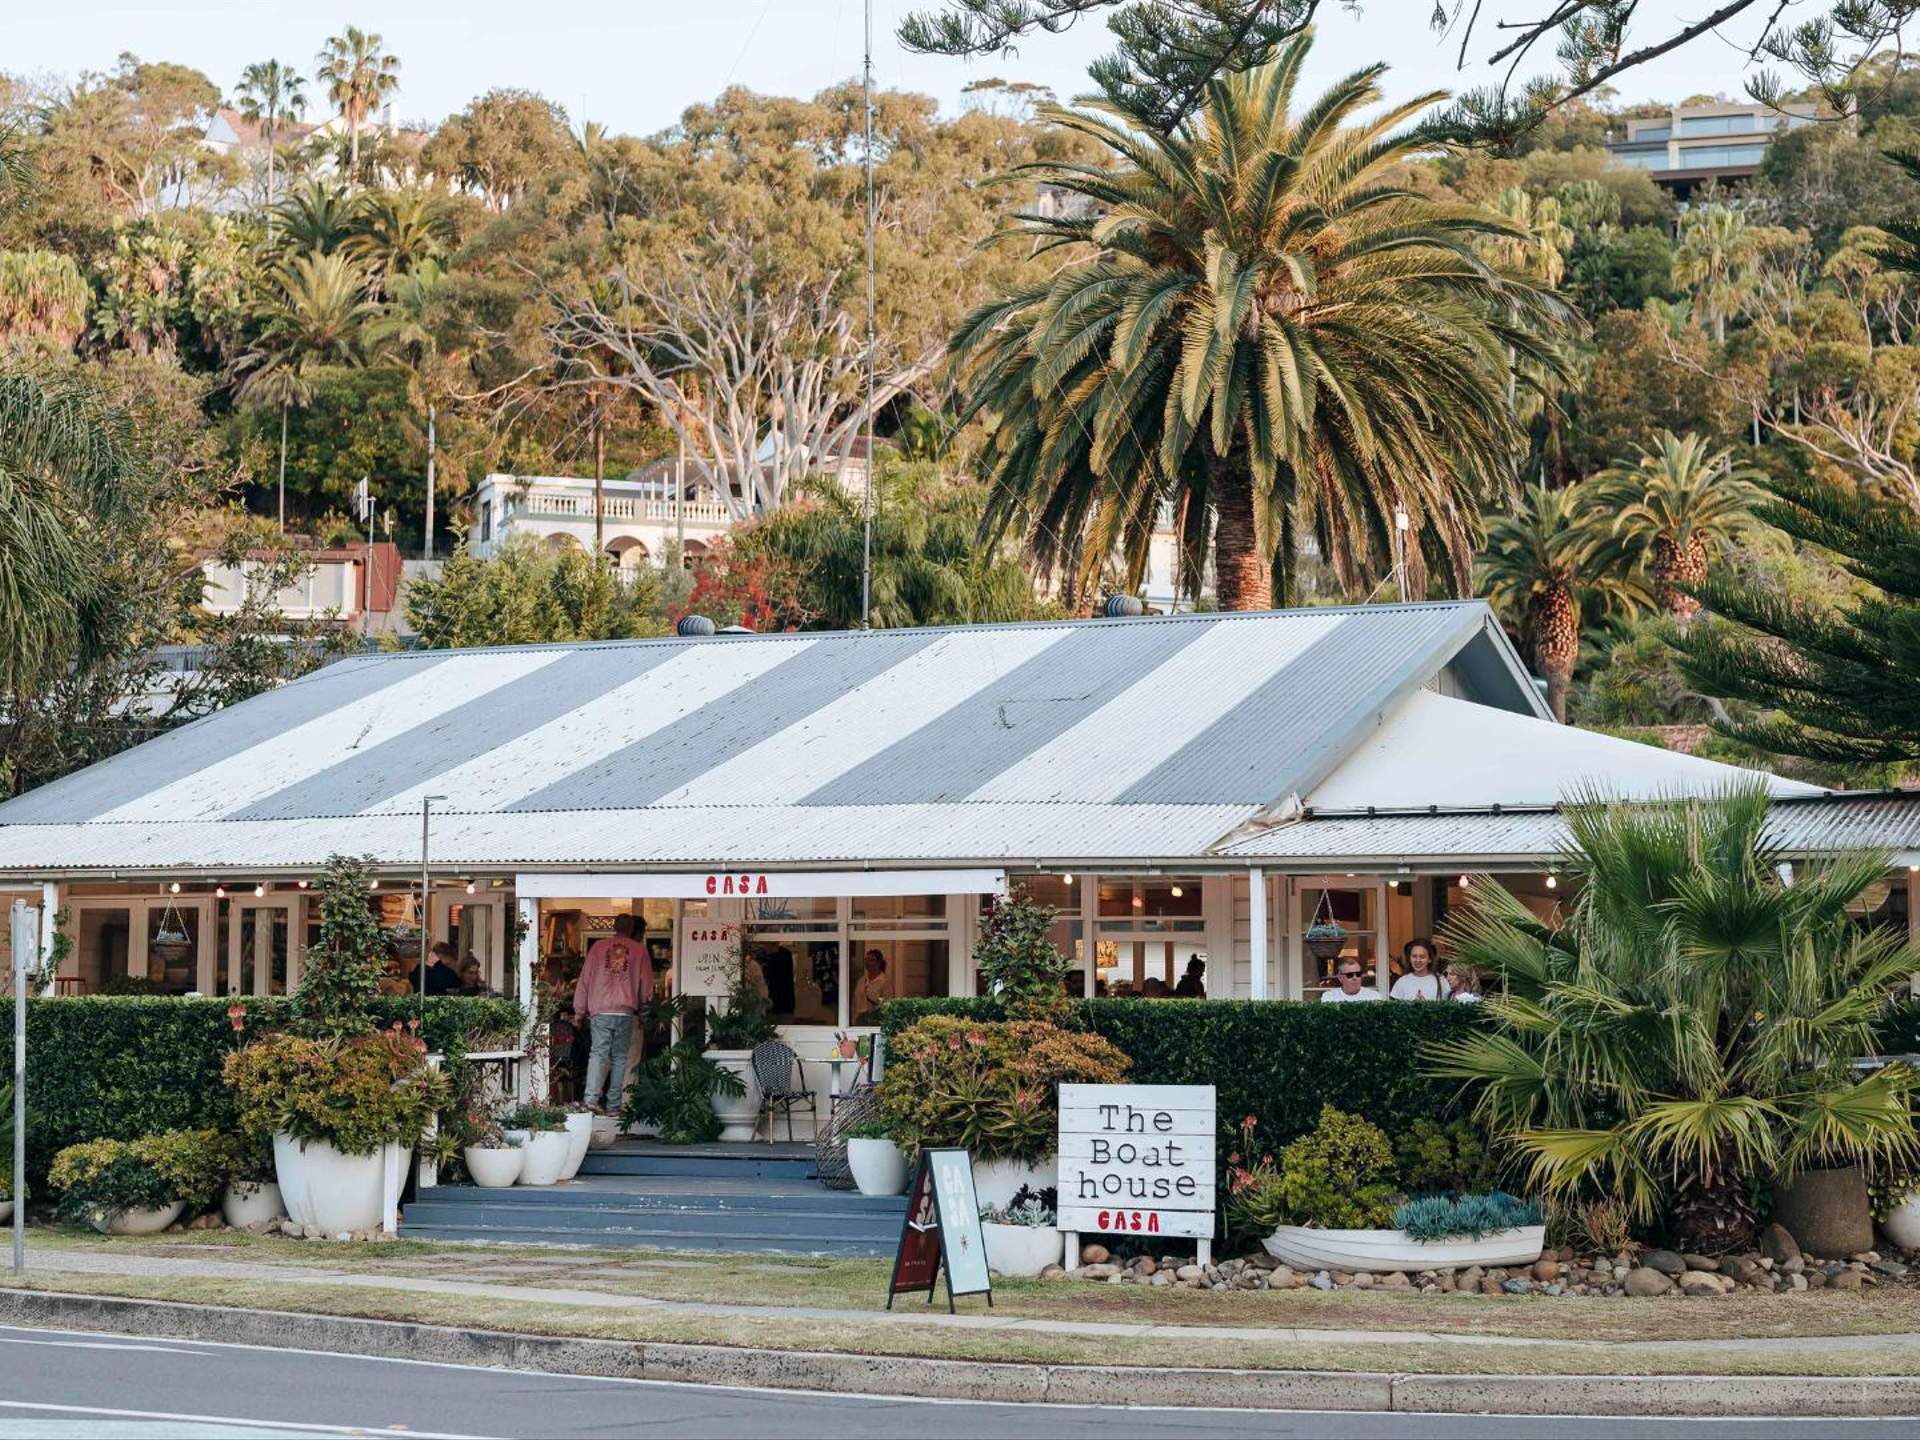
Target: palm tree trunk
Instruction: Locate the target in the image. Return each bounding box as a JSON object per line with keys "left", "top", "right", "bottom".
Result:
{"left": 424, "top": 400, "right": 436, "bottom": 562}
{"left": 1210, "top": 446, "right": 1270, "bottom": 611}
{"left": 1531, "top": 584, "right": 1579, "bottom": 723}
{"left": 277, "top": 401, "right": 289, "bottom": 533}
{"left": 348, "top": 117, "right": 360, "bottom": 191}
{"left": 265, "top": 123, "right": 276, "bottom": 250}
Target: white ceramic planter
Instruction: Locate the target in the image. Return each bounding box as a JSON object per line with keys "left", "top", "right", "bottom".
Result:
{"left": 464, "top": 1145, "right": 524, "bottom": 1188}
{"left": 560, "top": 1112, "right": 594, "bottom": 1180}
{"left": 516, "top": 1129, "right": 571, "bottom": 1187}
{"left": 91, "top": 1201, "right": 184, "bottom": 1236}
{"left": 704, "top": 1050, "right": 761, "bottom": 1143}
{"left": 272, "top": 1133, "right": 405, "bottom": 1236}
{"left": 847, "top": 1137, "right": 909, "bottom": 1197}
{"left": 971, "top": 1156, "right": 1056, "bottom": 1209}
{"left": 1882, "top": 1192, "right": 1920, "bottom": 1251}
{"left": 1262, "top": 1224, "right": 1547, "bottom": 1274}
{"left": 221, "top": 1180, "right": 285, "bottom": 1229}
{"left": 983, "top": 1222, "right": 1064, "bottom": 1277}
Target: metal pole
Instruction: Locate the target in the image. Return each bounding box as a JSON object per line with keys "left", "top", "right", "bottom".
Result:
{"left": 12, "top": 899, "right": 35, "bottom": 1279}
{"left": 419, "top": 796, "right": 446, "bottom": 1016}
{"left": 1392, "top": 507, "right": 1409, "bottom": 604}
{"left": 860, "top": 0, "right": 876, "bottom": 630}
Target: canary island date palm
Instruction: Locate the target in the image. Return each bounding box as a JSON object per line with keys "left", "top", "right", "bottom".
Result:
{"left": 1592, "top": 430, "right": 1760, "bottom": 620}
{"left": 1477, "top": 482, "right": 1644, "bottom": 722}
{"left": 947, "top": 31, "right": 1572, "bottom": 609}
{"left": 1428, "top": 785, "right": 1919, "bottom": 1255}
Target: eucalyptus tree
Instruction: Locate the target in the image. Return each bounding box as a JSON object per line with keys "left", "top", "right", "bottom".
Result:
{"left": 315, "top": 26, "right": 400, "bottom": 190}
{"left": 234, "top": 60, "right": 307, "bottom": 246}
{"left": 948, "top": 33, "right": 1571, "bottom": 610}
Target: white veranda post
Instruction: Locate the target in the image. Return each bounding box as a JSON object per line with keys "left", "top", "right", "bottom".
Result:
{"left": 517, "top": 897, "right": 540, "bottom": 1104}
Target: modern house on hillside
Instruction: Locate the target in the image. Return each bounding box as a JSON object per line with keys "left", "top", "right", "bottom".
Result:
{"left": 3, "top": 601, "right": 1914, "bottom": 1129}
{"left": 1605, "top": 100, "right": 1822, "bottom": 193}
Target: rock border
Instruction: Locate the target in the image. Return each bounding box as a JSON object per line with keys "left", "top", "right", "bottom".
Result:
{"left": 1, "top": 1288, "right": 1917, "bottom": 1418}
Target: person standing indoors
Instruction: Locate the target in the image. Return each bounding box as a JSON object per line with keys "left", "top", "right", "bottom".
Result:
{"left": 1389, "top": 938, "right": 1449, "bottom": 1001}
{"left": 575, "top": 914, "right": 653, "bottom": 1114}
{"left": 854, "top": 948, "right": 893, "bottom": 1022}
{"left": 1319, "top": 960, "right": 1383, "bottom": 1003}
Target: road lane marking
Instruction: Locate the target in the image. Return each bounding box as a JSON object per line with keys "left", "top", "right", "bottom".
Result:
{"left": 0, "top": 1402, "right": 498, "bottom": 1438}
{"left": 0, "top": 1335, "right": 213, "bottom": 1355}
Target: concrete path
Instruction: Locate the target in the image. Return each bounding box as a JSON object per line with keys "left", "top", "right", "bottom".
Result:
{"left": 20, "top": 1243, "right": 1919, "bottom": 1358}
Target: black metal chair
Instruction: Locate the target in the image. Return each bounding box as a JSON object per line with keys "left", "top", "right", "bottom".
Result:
{"left": 751, "top": 1040, "right": 817, "bottom": 1143}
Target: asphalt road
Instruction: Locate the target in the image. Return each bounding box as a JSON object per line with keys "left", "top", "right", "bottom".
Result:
{"left": 0, "top": 1325, "right": 1913, "bottom": 1439}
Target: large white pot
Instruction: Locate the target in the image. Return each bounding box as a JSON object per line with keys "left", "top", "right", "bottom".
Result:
{"left": 972, "top": 1156, "right": 1056, "bottom": 1210}
{"left": 91, "top": 1201, "right": 184, "bottom": 1236}
{"left": 1882, "top": 1192, "right": 1920, "bottom": 1251}
{"left": 559, "top": 1112, "right": 594, "bottom": 1180}
{"left": 847, "top": 1137, "right": 909, "bottom": 1197}
{"left": 704, "top": 1050, "right": 761, "bottom": 1143}
{"left": 1262, "top": 1224, "right": 1547, "bottom": 1274}
{"left": 464, "top": 1145, "right": 524, "bottom": 1189}
{"left": 222, "top": 1181, "right": 285, "bottom": 1229}
{"left": 983, "top": 1222, "right": 1064, "bottom": 1278}
{"left": 517, "top": 1129, "right": 571, "bottom": 1187}
{"left": 272, "top": 1133, "right": 405, "bottom": 1237}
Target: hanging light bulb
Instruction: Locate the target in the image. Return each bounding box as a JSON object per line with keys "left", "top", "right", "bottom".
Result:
{"left": 1458, "top": 874, "right": 1472, "bottom": 890}
{"left": 368, "top": 878, "right": 379, "bottom": 891}
{"left": 253, "top": 884, "right": 266, "bottom": 898}
{"left": 1545, "top": 873, "right": 1558, "bottom": 890}
{"left": 1131, "top": 894, "right": 1144, "bottom": 908}
{"left": 214, "top": 885, "right": 227, "bottom": 900}
{"left": 464, "top": 880, "right": 476, "bottom": 895}
{"left": 168, "top": 881, "right": 181, "bottom": 895}
{"left": 1169, "top": 885, "right": 1183, "bottom": 898}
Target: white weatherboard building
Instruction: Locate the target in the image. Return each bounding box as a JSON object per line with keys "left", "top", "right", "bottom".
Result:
{"left": 1, "top": 602, "right": 1914, "bottom": 1131}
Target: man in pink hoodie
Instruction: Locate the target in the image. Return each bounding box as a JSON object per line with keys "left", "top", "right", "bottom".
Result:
{"left": 574, "top": 914, "right": 654, "bottom": 1113}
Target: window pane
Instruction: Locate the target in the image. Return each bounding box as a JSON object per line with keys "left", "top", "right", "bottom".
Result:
{"left": 856, "top": 939, "right": 946, "bottom": 1020}
{"left": 747, "top": 938, "right": 838, "bottom": 1025}
{"left": 852, "top": 893, "right": 945, "bottom": 921}
{"left": 1014, "top": 875, "right": 1077, "bottom": 913}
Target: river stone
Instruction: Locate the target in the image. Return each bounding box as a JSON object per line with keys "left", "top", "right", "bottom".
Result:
{"left": 1080, "top": 1244, "right": 1110, "bottom": 1264}
{"left": 1531, "top": 1259, "right": 1558, "bottom": 1282}
{"left": 1828, "top": 1268, "right": 1865, "bottom": 1291}
{"left": 1624, "top": 1267, "right": 1674, "bottom": 1297}
{"left": 1680, "top": 1254, "right": 1718, "bottom": 1272}
{"left": 1641, "top": 1249, "right": 1686, "bottom": 1276}
{"left": 1078, "top": 1263, "right": 1118, "bottom": 1280}
{"left": 1458, "top": 1265, "right": 1485, "bottom": 1291}
{"left": 1502, "top": 1278, "right": 1532, "bottom": 1295}
{"left": 1759, "top": 1222, "right": 1802, "bottom": 1267}
{"left": 1311, "top": 1270, "right": 1334, "bottom": 1291}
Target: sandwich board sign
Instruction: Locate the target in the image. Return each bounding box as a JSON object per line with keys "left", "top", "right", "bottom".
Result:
{"left": 1058, "top": 1083, "right": 1216, "bottom": 1270}
{"left": 885, "top": 1148, "right": 992, "bottom": 1312}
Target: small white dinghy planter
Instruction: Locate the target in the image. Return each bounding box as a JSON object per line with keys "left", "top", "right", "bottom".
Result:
{"left": 1262, "top": 1224, "right": 1547, "bottom": 1274}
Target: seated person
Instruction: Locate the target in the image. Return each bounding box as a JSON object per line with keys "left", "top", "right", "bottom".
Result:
{"left": 422, "top": 941, "right": 463, "bottom": 996}
{"left": 376, "top": 953, "right": 412, "bottom": 997}
{"left": 1141, "top": 976, "right": 1170, "bottom": 998}
{"left": 1320, "top": 960, "right": 1383, "bottom": 1003}
{"left": 1174, "top": 957, "right": 1206, "bottom": 997}
{"left": 457, "top": 957, "right": 496, "bottom": 996}
{"left": 1445, "top": 958, "right": 1483, "bottom": 1003}
{"left": 1389, "top": 938, "right": 1448, "bottom": 1001}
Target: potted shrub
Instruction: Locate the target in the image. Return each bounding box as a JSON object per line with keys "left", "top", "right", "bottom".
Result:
{"left": 224, "top": 854, "right": 451, "bottom": 1238}
{"left": 879, "top": 1014, "right": 1128, "bottom": 1207}
{"left": 500, "top": 1102, "right": 571, "bottom": 1185}
{"left": 700, "top": 950, "right": 777, "bottom": 1142}
{"left": 980, "top": 1185, "right": 1063, "bottom": 1277}
{"left": 49, "top": 1129, "right": 226, "bottom": 1235}
{"left": 624, "top": 997, "right": 742, "bottom": 1144}
{"left": 844, "top": 1118, "right": 909, "bottom": 1197}
{"left": 559, "top": 1103, "right": 595, "bottom": 1180}
{"left": 218, "top": 1132, "right": 285, "bottom": 1229}
{"left": 462, "top": 1115, "right": 524, "bottom": 1189}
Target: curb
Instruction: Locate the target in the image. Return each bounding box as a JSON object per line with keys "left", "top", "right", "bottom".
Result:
{"left": 1, "top": 1289, "right": 1917, "bottom": 1417}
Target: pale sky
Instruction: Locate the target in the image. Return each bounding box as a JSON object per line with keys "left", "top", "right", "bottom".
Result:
{"left": 5, "top": 1, "right": 1779, "bottom": 135}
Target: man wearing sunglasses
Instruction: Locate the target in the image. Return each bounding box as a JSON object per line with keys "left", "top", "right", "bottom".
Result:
{"left": 1319, "top": 961, "right": 1382, "bottom": 1003}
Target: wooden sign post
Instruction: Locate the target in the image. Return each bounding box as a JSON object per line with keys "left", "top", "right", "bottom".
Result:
{"left": 1057, "top": 1083, "right": 1217, "bottom": 1271}
{"left": 885, "top": 1148, "right": 993, "bottom": 1312}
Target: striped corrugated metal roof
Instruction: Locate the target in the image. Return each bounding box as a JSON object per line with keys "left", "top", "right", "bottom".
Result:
{"left": 0, "top": 603, "right": 1526, "bottom": 874}
{"left": 1219, "top": 791, "right": 1920, "bottom": 867}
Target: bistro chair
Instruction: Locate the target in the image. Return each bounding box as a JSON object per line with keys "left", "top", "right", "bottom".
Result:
{"left": 751, "top": 1040, "right": 817, "bottom": 1143}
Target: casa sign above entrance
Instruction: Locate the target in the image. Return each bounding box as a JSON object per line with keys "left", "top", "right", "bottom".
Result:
{"left": 514, "top": 869, "right": 1007, "bottom": 900}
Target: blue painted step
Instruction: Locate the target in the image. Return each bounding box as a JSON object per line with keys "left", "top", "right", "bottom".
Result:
{"left": 406, "top": 1197, "right": 901, "bottom": 1240}
{"left": 579, "top": 1151, "right": 815, "bottom": 1181}
{"left": 397, "top": 1222, "right": 898, "bottom": 1257}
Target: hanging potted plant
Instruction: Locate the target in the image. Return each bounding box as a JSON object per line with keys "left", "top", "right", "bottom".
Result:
{"left": 700, "top": 948, "right": 777, "bottom": 1142}
{"left": 224, "top": 854, "right": 450, "bottom": 1238}
{"left": 1302, "top": 889, "right": 1348, "bottom": 964}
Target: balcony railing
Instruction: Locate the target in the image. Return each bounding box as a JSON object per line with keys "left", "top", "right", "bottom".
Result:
{"left": 513, "top": 490, "right": 734, "bottom": 526}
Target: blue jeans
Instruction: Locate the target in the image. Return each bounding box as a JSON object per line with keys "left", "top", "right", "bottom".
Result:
{"left": 583, "top": 1012, "right": 634, "bottom": 1109}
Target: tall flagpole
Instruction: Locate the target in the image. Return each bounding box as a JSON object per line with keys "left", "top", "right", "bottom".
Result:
{"left": 861, "top": 0, "right": 876, "bottom": 630}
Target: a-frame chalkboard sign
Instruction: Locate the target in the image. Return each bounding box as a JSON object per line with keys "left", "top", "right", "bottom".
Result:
{"left": 884, "top": 1148, "right": 993, "bottom": 1313}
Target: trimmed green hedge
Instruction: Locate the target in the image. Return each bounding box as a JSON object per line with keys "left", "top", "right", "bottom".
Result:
{"left": 877, "top": 997, "right": 1483, "bottom": 1146}
{"left": 0, "top": 996, "right": 520, "bottom": 1188}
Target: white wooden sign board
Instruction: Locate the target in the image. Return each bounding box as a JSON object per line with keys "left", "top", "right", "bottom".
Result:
{"left": 678, "top": 920, "right": 740, "bottom": 998}
{"left": 1057, "top": 1082, "right": 1216, "bottom": 1270}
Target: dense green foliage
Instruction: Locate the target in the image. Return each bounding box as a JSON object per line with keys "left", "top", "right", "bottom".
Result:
{"left": 971, "top": 893, "right": 1071, "bottom": 1022}
{"left": 878, "top": 996, "right": 1483, "bottom": 1142}
{"left": 225, "top": 1027, "right": 451, "bottom": 1156}
{"left": 621, "top": 996, "right": 742, "bottom": 1145}
{"left": 0, "top": 995, "right": 516, "bottom": 1188}
{"left": 48, "top": 1129, "right": 230, "bottom": 1220}
{"left": 1431, "top": 786, "right": 1920, "bottom": 1254}
{"left": 878, "top": 1014, "right": 1130, "bottom": 1162}
{"left": 1393, "top": 1190, "right": 1542, "bottom": 1243}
